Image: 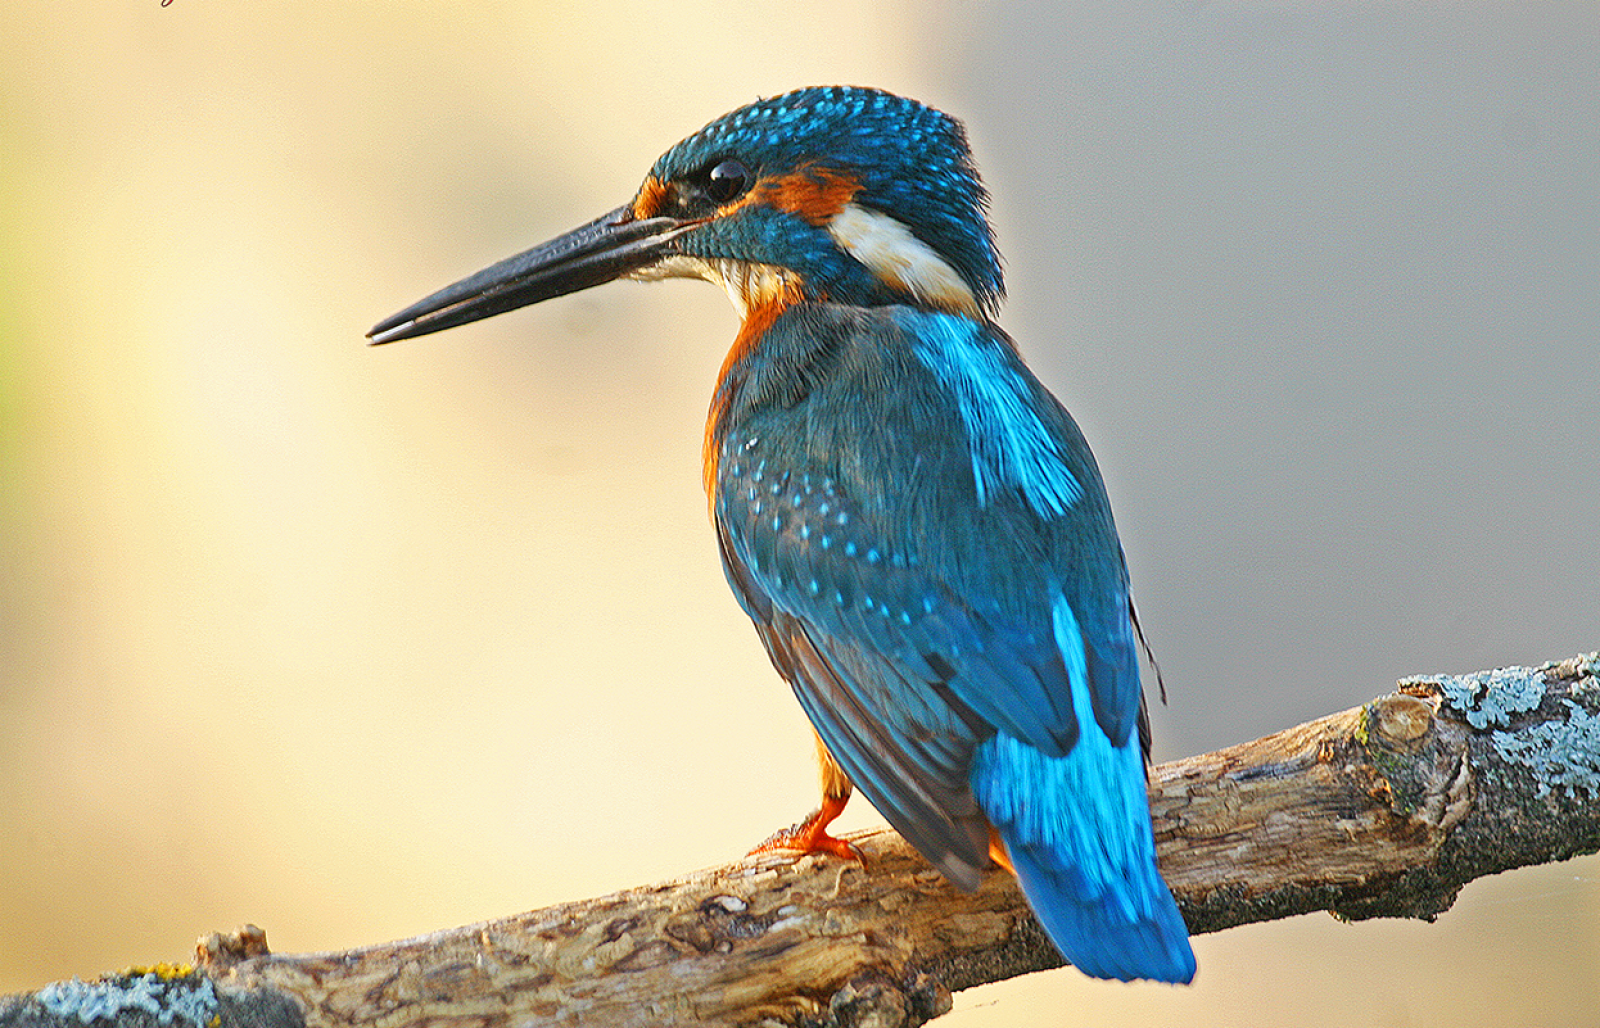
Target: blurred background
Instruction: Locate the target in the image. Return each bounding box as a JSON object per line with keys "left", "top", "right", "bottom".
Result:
{"left": 2, "top": 2, "right": 1596, "bottom": 1024}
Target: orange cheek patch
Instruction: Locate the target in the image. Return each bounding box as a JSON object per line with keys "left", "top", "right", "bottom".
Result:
{"left": 632, "top": 176, "right": 671, "bottom": 219}
{"left": 725, "top": 166, "right": 862, "bottom": 226}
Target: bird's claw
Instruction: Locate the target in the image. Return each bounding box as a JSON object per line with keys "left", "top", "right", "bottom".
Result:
{"left": 748, "top": 807, "right": 865, "bottom": 865}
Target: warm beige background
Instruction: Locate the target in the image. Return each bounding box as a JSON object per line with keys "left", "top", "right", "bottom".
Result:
{"left": 3, "top": 2, "right": 1596, "bottom": 1025}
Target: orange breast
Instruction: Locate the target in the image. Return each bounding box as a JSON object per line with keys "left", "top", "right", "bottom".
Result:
{"left": 701, "top": 287, "right": 798, "bottom": 507}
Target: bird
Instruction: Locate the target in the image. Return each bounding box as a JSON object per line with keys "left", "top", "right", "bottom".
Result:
{"left": 369, "top": 85, "right": 1196, "bottom": 984}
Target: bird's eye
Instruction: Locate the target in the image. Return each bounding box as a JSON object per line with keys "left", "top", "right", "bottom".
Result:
{"left": 704, "top": 159, "right": 751, "bottom": 204}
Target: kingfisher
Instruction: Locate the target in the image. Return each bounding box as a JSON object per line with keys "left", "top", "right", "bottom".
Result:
{"left": 369, "top": 85, "right": 1195, "bottom": 984}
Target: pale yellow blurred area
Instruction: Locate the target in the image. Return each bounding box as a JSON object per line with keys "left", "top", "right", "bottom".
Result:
{"left": 2, "top": 0, "right": 926, "bottom": 992}
{"left": 2, "top": 3, "right": 1596, "bottom": 1027}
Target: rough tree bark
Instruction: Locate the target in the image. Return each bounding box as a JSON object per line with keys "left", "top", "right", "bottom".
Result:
{"left": 5, "top": 653, "right": 1597, "bottom": 1028}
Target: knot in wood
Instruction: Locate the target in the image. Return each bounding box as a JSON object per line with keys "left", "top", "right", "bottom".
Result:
{"left": 826, "top": 972, "right": 909, "bottom": 1028}
{"left": 821, "top": 970, "right": 952, "bottom": 1028}
{"left": 195, "top": 924, "right": 269, "bottom": 971}
{"left": 1370, "top": 693, "right": 1435, "bottom": 750}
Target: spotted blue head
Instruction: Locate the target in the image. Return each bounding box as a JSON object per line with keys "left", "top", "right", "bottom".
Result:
{"left": 369, "top": 86, "right": 1004, "bottom": 344}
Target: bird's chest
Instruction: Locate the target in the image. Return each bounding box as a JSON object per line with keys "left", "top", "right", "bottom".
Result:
{"left": 702, "top": 317, "right": 961, "bottom": 615}
{"left": 708, "top": 390, "right": 910, "bottom": 596}
{"left": 701, "top": 304, "right": 1086, "bottom": 606}
{"left": 706, "top": 331, "right": 956, "bottom": 532}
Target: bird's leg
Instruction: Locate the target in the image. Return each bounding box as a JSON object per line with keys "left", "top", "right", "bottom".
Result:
{"left": 748, "top": 791, "right": 862, "bottom": 862}
{"left": 748, "top": 733, "right": 864, "bottom": 864}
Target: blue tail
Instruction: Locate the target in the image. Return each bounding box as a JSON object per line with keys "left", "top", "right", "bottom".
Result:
{"left": 973, "top": 731, "right": 1196, "bottom": 983}
{"left": 970, "top": 596, "right": 1195, "bottom": 983}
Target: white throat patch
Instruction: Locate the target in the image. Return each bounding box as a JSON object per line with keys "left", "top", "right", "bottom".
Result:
{"left": 631, "top": 255, "right": 797, "bottom": 320}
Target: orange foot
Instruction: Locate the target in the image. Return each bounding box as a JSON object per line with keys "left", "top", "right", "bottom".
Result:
{"left": 748, "top": 794, "right": 865, "bottom": 865}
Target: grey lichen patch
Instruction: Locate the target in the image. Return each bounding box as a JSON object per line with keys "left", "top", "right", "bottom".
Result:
{"left": 1491, "top": 699, "right": 1600, "bottom": 801}
{"left": 1411, "top": 665, "right": 1546, "bottom": 730}
{"left": 36, "top": 968, "right": 218, "bottom": 1028}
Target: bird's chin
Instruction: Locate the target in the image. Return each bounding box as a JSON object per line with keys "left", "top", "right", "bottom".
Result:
{"left": 629, "top": 255, "right": 802, "bottom": 321}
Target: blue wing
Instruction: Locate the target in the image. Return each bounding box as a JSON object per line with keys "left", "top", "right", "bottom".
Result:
{"left": 711, "top": 303, "right": 1192, "bottom": 981}
{"left": 712, "top": 303, "right": 1138, "bottom": 760}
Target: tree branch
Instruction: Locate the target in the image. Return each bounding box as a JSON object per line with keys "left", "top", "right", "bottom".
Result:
{"left": 5, "top": 653, "right": 1596, "bottom": 1028}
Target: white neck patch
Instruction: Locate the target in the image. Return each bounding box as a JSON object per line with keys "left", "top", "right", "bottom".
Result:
{"left": 827, "top": 203, "right": 980, "bottom": 317}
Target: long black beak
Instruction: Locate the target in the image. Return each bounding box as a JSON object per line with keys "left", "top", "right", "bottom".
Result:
{"left": 367, "top": 204, "right": 695, "bottom": 345}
